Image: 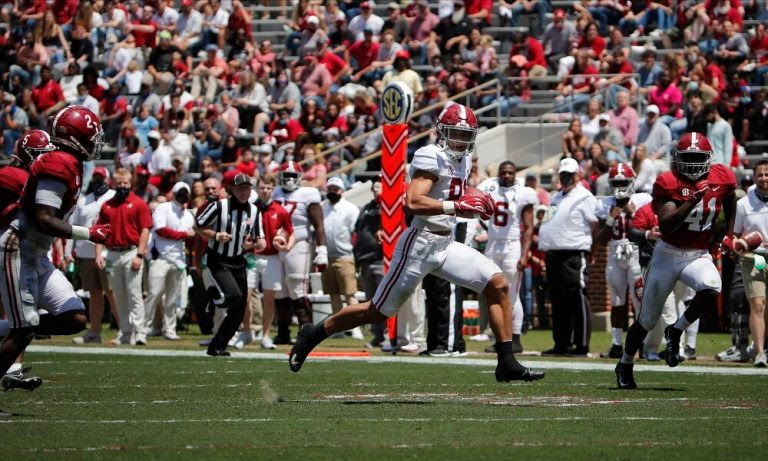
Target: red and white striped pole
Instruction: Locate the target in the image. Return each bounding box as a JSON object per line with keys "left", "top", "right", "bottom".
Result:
{"left": 379, "top": 82, "right": 414, "bottom": 350}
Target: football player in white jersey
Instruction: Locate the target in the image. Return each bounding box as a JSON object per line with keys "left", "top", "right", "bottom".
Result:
{"left": 289, "top": 103, "right": 544, "bottom": 382}
{"left": 595, "top": 163, "right": 651, "bottom": 358}
{"left": 478, "top": 161, "right": 538, "bottom": 353}
{"left": 270, "top": 161, "right": 327, "bottom": 344}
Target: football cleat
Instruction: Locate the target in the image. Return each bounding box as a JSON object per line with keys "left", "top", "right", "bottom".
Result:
{"left": 2, "top": 367, "right": 43, "bottom": 391}
{"left": 615, "top": 362, "right": 637, "bottom": 389}
{"left": 495, "top": 364, "right": 545, "bottom": 382}
{"left": 206, "top": 347, "right": 231, "bottom": 357}
{"left": 600, "top": 344, "right": 624, "bottom": 359}
{"left": 289, "top": 324, "right": 322, "bottom": 372}
{"left": 683, "top": 345, "right": 697, "bottom": 360}
{"left": 664, "top": 326, "right": 684, "bottom": 367}
{"left": 716, "top": 345, "right": 748, "bottom": 362}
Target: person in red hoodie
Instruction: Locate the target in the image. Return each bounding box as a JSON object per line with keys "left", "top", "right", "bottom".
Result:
{"left": 268, "top": 108, "right": 305, "bottom": 146}
{"left": 510, "top": 33, "right": 547, "bottom": 77}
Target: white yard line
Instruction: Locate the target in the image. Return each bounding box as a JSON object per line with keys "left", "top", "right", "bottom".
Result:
{"left": 26, "top": 345, "right": 768, "bottom": 376}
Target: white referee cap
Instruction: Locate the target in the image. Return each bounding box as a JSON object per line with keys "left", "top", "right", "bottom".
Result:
{"left": 326, "top": 177, "right": 346, "bottom": 191}
{"left": 558, "top": 157, "right": 579, "bottom": 174}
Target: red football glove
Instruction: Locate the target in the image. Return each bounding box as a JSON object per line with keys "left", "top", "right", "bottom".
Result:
{"left": 89, "top": 224, "right": 111, "bottom": 244}
{"left": 454, "top": 195, "right": 490, "bottom": 219}
{"left": 480, "top": 193, "right": 496, "bottom": 219}
{"left": 722, "top": 234, "right": 735, "bottom": 253}
{"left": 682, "top": 179, "right": 709, "bottom": 203}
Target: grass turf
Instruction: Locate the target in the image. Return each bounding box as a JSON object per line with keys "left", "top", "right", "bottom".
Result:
{"left": 2, "top": 337, "right": 767, "bottom": 460}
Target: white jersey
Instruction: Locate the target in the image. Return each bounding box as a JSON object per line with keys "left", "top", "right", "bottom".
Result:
{"left": 478, "top": 178, "right": 538, "bottom": 241}
{"left": 272, "top": 186, "right": 322, "bottom": 242}
{"left": 408, "top": 144, "right": 471, "bottom": 232}
{"left": 595, "top": 192, "right": 652, "bottom": 246}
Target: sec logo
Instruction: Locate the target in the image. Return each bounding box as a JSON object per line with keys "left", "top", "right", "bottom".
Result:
{"left": 681, "top": 188, "right": 690, "bottom": 197}
{"left": 381, "top": 82, "right": 414, "bottom": 125}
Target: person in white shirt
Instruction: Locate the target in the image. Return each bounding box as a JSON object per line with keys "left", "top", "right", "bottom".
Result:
{"left": 202, "top": 0, "right": 230, "bottom": 50}
{"left": 321, "top": 177, "right": 364, "bottom": 340}
{"left": 73, "top": 84, "right": 101, "bottom": 116}
{"left": 733, "top": 159, "right": 768, "bottom": 367}
{"left": 348, "top": 2, "right": 385, "bottom": 39}
{"left": 68, "top": 168, "right": 117, "bottom": 344}
{"left": 147, "top": 130, "right": 174, "bottom": 176}
{"left": 176, "top": 0, "right": 204, "bottom": 51}
{"left": 478, "top": 161, "right": 538, "bottom": 353}
{"left": 153, "top": 0, "right": 180, "bottom": 33}
{"left": 144, "top": 182, "right": 195, "bottom": 340}
{"left": 538, "top": 157, "right": 598, "bottom": 356}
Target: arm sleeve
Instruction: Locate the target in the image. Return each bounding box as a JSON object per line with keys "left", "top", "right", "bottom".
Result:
{"left": 196, "top": 201, "right": 219, "bottom": 228}
{"left": 580, "top": 194, "right": 599, "bottom": 224}
{"left": 35, "top": 178, "right": 68, "bottom": 209}
{"left": 156, "top": 227, "right": 188, "bottom": 240}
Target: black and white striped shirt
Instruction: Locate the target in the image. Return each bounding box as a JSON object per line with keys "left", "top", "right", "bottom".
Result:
{"left": 196, "top": 198, "right": 261, "bottom": 258}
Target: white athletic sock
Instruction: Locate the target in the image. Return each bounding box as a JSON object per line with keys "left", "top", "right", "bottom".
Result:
{"left": 0, "top": 319, "right": 10, "bottom": 337}
{"left": 619, "top": 353, "right": 634, "bottom": 365}
{"left": 673, "top": 316, "right": 691, "bottom": 331}
{"left": 686, "top": 326, "right": 698, "bottom": 349}
{"left": 612, "top": 327, "right": 623, "bottom": 346}
{"left": 7, "top": 362, "right": 22, "bottom": 374}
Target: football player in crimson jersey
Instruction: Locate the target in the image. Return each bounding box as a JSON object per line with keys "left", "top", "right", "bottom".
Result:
{"left": 0, "top": 130, "right": 54, "bottom": 391}
{"left": 616, "top": 132, "right": 737, "bottom": 389}
{"left": 0, "top": 106, "right": 112, "bottom": 392}
{"left": 289, "top": 103, "right": 544, "bottom": 382}
{"left": 595, "top": 163, "right": 651, "bottom": 359}
{"left": 269, "top": 161, "right": 327, "bottom": 345}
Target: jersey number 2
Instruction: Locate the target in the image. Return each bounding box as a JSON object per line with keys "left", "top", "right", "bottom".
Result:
{"left": 684, "top": 197, "right": 717, "bottom": 232}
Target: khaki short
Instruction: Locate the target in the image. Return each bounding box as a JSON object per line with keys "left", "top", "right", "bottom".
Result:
{"left": 321, "top": 258, "right": 357, "bottom": 296}
{"left": 77, "top": 257, "right": 110, "bottom": 292}
{"left": 742, "top": 255, "right": 768, "bottom": 300}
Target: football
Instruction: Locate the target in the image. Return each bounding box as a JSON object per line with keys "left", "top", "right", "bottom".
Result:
{"left": 735, "top": 231, "right": 763, "bottom": 253}
{"left": 459, "top": 186, "right": 494, "bottom": 218}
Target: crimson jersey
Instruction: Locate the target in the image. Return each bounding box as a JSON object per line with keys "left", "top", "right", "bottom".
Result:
{"left": 631, "top": 203, "right": 659, "bottom": 232}
{"left": 0, "top": 165, "right": 29, "bottom": 214}
{"left": 652, "top": 164, "right": 736, "bottom": 249}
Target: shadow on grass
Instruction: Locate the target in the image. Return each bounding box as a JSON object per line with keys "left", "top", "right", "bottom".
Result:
{"left": 341, "top": 401, "right": 434, "bottom": 405}
{"left": 601, "top": 386, "right": 688, "bottom": 392}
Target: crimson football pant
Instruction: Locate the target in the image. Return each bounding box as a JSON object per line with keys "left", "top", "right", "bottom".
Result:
{"left": 207, "top": 254, "right": 247, "bottom": 351}
{"left": 546, "top": 250, "right": 592, "bottom": 352}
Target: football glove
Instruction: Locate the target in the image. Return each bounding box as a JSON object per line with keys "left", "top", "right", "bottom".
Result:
{"left": 314, "top": 245, "right": 328, "bottom": 272}
{"left": 89, "top": 224, "right": 111, "bottom": 244}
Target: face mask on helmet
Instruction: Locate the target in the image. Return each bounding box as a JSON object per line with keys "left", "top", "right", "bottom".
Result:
{"left": 438, "top": 124, "right": 477, "bottom": 161}
{"left": 610, "top": 178, "right": 634, "bottom": 199}
{"left": 673, "top": 150, "right": 711, "bottom": 181}
{"left": 280, "top": 171, "right": 301, "bottom": 191}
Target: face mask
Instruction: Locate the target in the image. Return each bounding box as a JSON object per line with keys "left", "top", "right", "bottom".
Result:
{"left": 174, "top": 191, "right": 189, "bottom": 204}
{"left": 205, "top": 192, "right": 218, "bottom": 201}
{"left": 115, "top": 186, "right": 130, "bottom": 201}
{"left": 600, "top": 125, "right": 609, "bottom": 133}
{"left": 311, "top": 127, "right": 324, "bottom": 136}
{"left": 326, "top": 192, "right": 341, "bottom": 203}
{"left": 93, "top": 180, "right": 109, "bottom": 196}
{"left": 688, "top": 81, "right": 699, "bottom": 91}
{"left": 279, "top": 119, "right": 288, "bottom": 126}
{"left": 741, "top": 96, "right": 752, "bottom": 104}
{"left": 277, "top": 78, "right": 288, "bottom": 86}
{"left": 284, "top": 154, "right": 294, "bottom": 162}
{"left": 717, "top": 6, "right": 729, "bottom": 14}
{"left": 688, "top": 54, "right": 698, "bottom": 64}
{"left": 560, "top": 173, "right": 575, "bottom": 188}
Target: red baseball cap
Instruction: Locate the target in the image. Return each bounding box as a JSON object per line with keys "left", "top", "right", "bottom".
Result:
{"left": 222, "top": 169, "right": 239, "bottom": 187}
{"left": 395, "top": 49, "right": 410, "bottom": 60}
{"left": 181, "top": 0, "right": 194, "bottom": 6}
{"left": 360, "top": 1, "right": 372, "bottom": 9}
{"left": 134, "top": 165, "right": 150, "bottom": 176}
{"left": 92, "top": 167, "right": 110, "bottom": 179}
{"left": 553, "top": 9, "right": 566, "bottom": 20}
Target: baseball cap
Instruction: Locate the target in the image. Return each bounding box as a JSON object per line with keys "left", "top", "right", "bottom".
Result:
{"left": 598, "top": 113, "right": 611, "bottom": 123}
{"left": 231, "top": 172, "right": 252, "bottom": 187}
{"left": 147, "top": 130, "right": 161, "bottom": 140}
{"left": 92, "top": 166, "right": 110, "bottom": 179}
{"left": 222, "top": 169, "right": 239, "bottom": 186}
{"left": 206, "top": 43, "right": 218, "bottom": 52}
{"left": 646, "top": 104, "right": 660, "bottom": 115}
{"left": 326, "top": 177, "right": 346, "bottom": 191}
{"left": 254, "top": 144, "right": 273, "bottom": 154}
{"left": 181, "top": 0, "right": 194, "bottom": 5}
{"left": 553, "top": 8, "right": 566, "bottom": 20}
{"left": 134, "top": 165, "right": 150, "bottom": 176}
{"left": 394, "top": 49, "right": 410, "bottom": 60}
{"left": 158, "top": 30, "right": 172, "bottom": 41}
{"left": 335, "top": 11, "right": 346, "bottom": 22}
{"left": 360, "top": 1, "right": 372, "bottom": 9}
{"left": 172, "top": 181, "right": 190, "bottom": 194}
{"left": 558, "top": 157, "right": 579, "bottom": 174}
{"left": 306, "top": 15, "right": 320, "bottom": 25}
{"left": 387, "top": 2, "right": 400, "bottom": 9}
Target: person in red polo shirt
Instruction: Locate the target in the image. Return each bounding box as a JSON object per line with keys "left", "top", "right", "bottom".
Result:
{"left": 94, "top": 168, "right": 153, "bottom": 346}
{"left": 125, "top": 4, "right": 158, "bottom": 49}
{"left": 31, "top": 66, "right": 65, "bottom": 127}
{"left": 345, "top": 28, "right": 380, "bottom": 85}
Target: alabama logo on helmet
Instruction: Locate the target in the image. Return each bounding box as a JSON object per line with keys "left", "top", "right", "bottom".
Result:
{"left": 608, "top": 163, "right": 636, "bottom": 199}
{"left": 15, "top": 129, "right": 55, "bottom": 168}
{"left": 49, "top": 105, "right": 105, "bottom": 161}
{"left": 673, "top": 132, "right": 712, "bottom": 181}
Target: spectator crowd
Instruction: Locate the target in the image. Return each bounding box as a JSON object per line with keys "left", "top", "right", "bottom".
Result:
{"left": 0, "top": 0, "right": 767, "bottom": 361}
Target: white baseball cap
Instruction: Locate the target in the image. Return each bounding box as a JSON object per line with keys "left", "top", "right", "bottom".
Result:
{"left": 326, "top": 176, "right": 346, "bottom": 191}
{"left": 172, "top": 181, "right": 190, "bottom": 194}
{"left": 646, "top": 104, "right": 660, "bottom": 115}
{"left": 558, "top": 157, "right": 579, "bottom": 174}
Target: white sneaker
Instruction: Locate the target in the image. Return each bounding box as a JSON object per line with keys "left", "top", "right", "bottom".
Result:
{"left": 469, "top": 333, "right": 490, "bottom": 342}
{"left": 72, "top": 331, "right": 101, "bottom": 344}
{"left": 399, "top": 342, "right": 422, "bottom": 353}
{"left": 350, "top": 327, "right": 365, "bottom": 340}
{"left": 260, "top": 337, "right": 276, "bottom": 349}
{"left": 163, "top": 332, "right": 181, "bottom": 341}
{"left": 233, "top": 331, "right": 254, "bottom": 350}
{"left": 755, "top": 352, "right": 767, "bottom": 368}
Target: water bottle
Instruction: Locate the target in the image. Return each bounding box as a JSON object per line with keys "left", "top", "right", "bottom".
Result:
{"left": 246, "top": 253, "right": 256, "bottom": 270}
{"left": 66, "top": 260, "right": 75, "bottom": 274}
{"left": 105, "top": 259, "right": 113, "bottom": 277}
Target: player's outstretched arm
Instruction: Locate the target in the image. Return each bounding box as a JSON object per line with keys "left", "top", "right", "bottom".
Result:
{"left": 35, "top": 205, "right": 110, "bottom": 243}
{"left": 404, "top": 171, "right": 443, "bottom": 216}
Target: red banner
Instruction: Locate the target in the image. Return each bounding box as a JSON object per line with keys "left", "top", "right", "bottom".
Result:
{"left": 381, "top": 124, "right": 408, "bottom": 345}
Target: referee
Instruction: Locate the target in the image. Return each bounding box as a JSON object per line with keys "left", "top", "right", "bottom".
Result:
{"left": 538, "top": 158, "right": 599, "bottom": 356}
{"left": 196, "top": 173, "right": 265, "bottom": 357}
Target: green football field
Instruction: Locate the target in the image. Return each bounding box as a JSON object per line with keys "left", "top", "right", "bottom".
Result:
{"left": 2, "top": 330, "right": 767, "bottom": 460}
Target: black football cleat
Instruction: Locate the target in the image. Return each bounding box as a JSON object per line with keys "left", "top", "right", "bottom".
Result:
{"left": 600, "top": 344, "right": 624, "bottom": 359}
{"left": 273, "top": 335, "right": 295, "bottom": 345}
{"left": 2, "top": 367, "right": 43, "bottom": 391}
{"left": 206, "top": 347, "right": 231, "bottom": 357}
{"left": 664, "top": 326, "right": 684, "bottom": 367}
{"left": 495, "top": 364, "right": 545, "bottom": 382}
{"left": 289, "top": 324, "right": 321, "bottom": 372}
{"left": 615, "top": 362, "right": 637, "bottom": 389}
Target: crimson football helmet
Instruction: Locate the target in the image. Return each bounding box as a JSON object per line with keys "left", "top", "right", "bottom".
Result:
{"left": 49, "top": 105, "right": 105, "bottom": 161}
{"left": 436, "top": 103, "right": 478, "bottom": 161}
{"left": 608, "top": 163, "right": 636, "bottom": 199}
{"left": 278, "top": 161, "right": 303, "bottom": 191}
{"left": 14, "top": 129, "right": 54, "bottom": 168}
{"left": 672, "top": 132, "right": 712, "bottom": 181}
